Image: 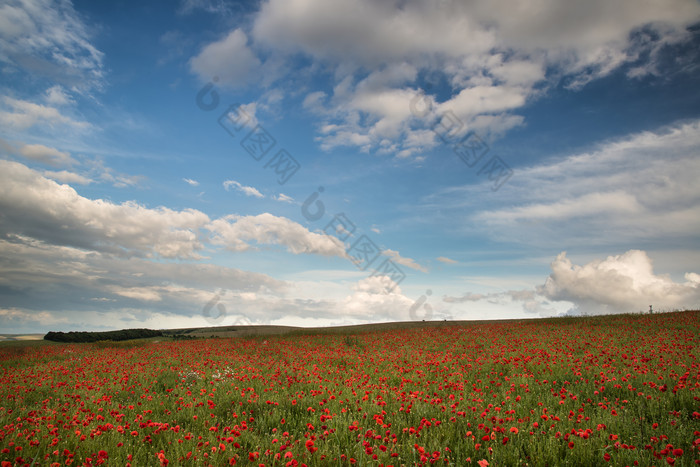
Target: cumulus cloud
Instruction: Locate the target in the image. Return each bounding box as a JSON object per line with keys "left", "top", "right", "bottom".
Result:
{"left": 207, "top": 213, "right": 347, "bottom": 257}
{"left": 0, "top": 218, "right": 426, "bottom": 332}
{"left": 252, "top": 0, "right": 493, "bottom": 65}
{"left": 16, "top": 154, "right": 145, "bottom": 190}
{"left": 190, "top": 29, "right": 261, "bottom": 87}
{"left": 1, "top": 237, "right": 426, "bottom": 331}
{"left": 311, "top": 82, "right": 438, "bottom": 155}
{"left": 183, "top": 178, "right": 199, "bottom": 186}
{"left": 241, "top": 0, "right": 700, "bottom": 156}
{"left": 445, "top": 249, "right": 700, "bottom": 317}
{"left": 539, "top": 250, "right": 700, "bottom": 315}
{"left": 0, "top": 235, "right": 287, "bottom": 333}
{"left": 340, "top": 276, "right": 414, "bottom": 321}
{"left": 0, "top": 160, "right": 209, "bottom": 259}
{"left": 223, "top": 180, "right": 264, "bottom": 198}
{"left": 0, "top": 161, "right": 357, "bottom": 263}
{"left": 190, "top": 0, "right": 700, "bottom": 160}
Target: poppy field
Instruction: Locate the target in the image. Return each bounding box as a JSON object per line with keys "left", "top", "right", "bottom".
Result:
{"left": 1, "top": 311, "right": 699, "bottom": 466}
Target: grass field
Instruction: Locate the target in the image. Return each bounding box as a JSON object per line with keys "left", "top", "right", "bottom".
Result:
{"left": 1, "top": 311, "right": 699, "bottom": 466}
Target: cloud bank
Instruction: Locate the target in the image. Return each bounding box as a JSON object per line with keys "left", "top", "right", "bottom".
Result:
{"left": 445, "top": 249, "right": 700, "bottom": 317}
{"left": 540, "top": 250, "right": 700, "bottom": 315}
{"left": 190, "top": 0, "right": 700, "bottom": 157}
{"left": 423, "top": 119, "right": 700, "bottom": 251}
{"left": 0, "top": 160, "right": 209, "bottom": 259}
{"left": 0, "top": 160, "right": 430, "bottom": 332}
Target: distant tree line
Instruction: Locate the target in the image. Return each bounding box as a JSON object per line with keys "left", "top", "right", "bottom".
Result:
{"left": 44, "top": 328, "right": 163, "bottom": 343}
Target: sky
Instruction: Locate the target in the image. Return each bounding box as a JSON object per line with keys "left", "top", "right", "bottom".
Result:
{"left": 1, "top": 0, "right": 700, "bottom": 334}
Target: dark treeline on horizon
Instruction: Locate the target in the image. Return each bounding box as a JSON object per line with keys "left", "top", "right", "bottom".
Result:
{"left": 44, "top": 328, "right": 163, "bottom": 343}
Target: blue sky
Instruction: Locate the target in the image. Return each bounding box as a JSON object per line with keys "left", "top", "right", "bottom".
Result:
{"left": 1, "top": 0, "right": 700, "bottom": 334}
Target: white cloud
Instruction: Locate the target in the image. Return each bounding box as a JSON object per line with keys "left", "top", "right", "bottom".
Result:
{"left": 190, "top": 29, "right": 261, "bottom": 87}
{"left": 382, "top": 249, "right": 427, "bottom": 273}
{"left": 207, "top": 213, "right": 347, "bottom": 257}
{"left": 239, "top": 102, "right": 259, "bottom": 126}
{"left": 98, "top": 167, "right": 145, "bottom": 188}
{"left": 0, "top": 235, "right": 287, "bottom": 332}
{"left": 443, "top": 249, "right": 700, "bottom": 317}
{"left": 109, "top": 286, "right": 163, "bottom": 302}
{"left": 462, "top": 119, "right": 700, "bottom": 248}
{"left": 489, "top": 57, "right": 546, "bottom": 88}
{"left": 72, "top": 158, "right": 146, "bottom": 188}
{"left": 183, "top": 178, "right": 199, "bottom": 186}
{"left": 44, "top": 85, "right": 73, "bottom": 106}
{"left": 274, "top": 193, "right": 294, "bottom": 203}
{"left": 340, "top": 276, "right": 414, "bottom": 321}
{"left": 0, "top": 236, "right": 284, "bottom": 297}
{"left": 0, "top": 96, "right": 90, "bottom": 130}
{"left": 19, "top": 142, "right": 75, "bottom": 166}
{"left": 243, "top": 0, "right": 700, "bottom": 156}
{"left": 483, "top": 191, "right": 642, "bottom": 222}
{"left": 0, "top": 0, "right": 104, "bottom": 92}
{"left": 0, "top": 307, "right": 68, "bottom": 326}
{"left": 302, "top": 91, "right": 328, "bottom": 115}
{"left": 178, "top": 0, "right": 235, "bottom": 16}
{"left": 223, "top": 180, "right": 264, "bottom": 198}
{"left": 0, "top": 138, "right": 77, "bottom": 166}
{"left": 443, "top": 289, "right": 538, "bottom": 305}
{"left": 539, "top": 250, "right": 700, "bottom": 314}
{"left": 0, "top": 160, "right": 209, "bottom": 259}
{"left": 252, "top": 0, "right": 494, "bottom": 65}
{"left": 439, "top": 85, "right": 527, "bottom": 119}
{"left": 443, "top": 292, "right": 487, "bottom": 303}
{"left": 437, "top": 256, "right": 457, "bottom": 264}
{"left": 43, "top": 169, "right": 92, "bottom": 185}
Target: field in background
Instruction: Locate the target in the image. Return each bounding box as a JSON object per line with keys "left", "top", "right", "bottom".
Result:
{"left": 1, "top": 311, "right": 699, "bottom": 466}
{"left": 0, "top": 335, "right": 44, "bottom": 342}
{"left": 166, "top": 320, "right": 489, "bottom": 339}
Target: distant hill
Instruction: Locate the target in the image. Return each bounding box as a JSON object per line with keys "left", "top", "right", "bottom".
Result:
{"left": 0, "top": 334, "right": 44, "bottom": 341}
{"left": 38, "top": 310, "right": 698, "bottom": 343}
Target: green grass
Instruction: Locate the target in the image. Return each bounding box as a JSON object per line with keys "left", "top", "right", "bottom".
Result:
{"left": 0, "top": 310, "right": 698, "bottom": 466}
